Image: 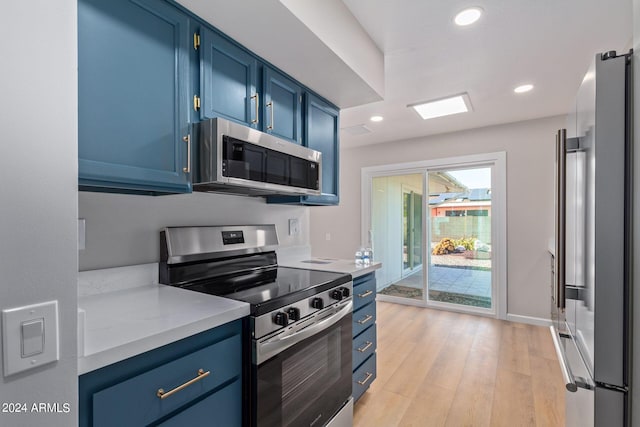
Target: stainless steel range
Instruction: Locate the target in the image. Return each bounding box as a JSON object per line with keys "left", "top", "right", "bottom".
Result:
{"left": 159, "top": 225, "right": 354, "bottom": 427}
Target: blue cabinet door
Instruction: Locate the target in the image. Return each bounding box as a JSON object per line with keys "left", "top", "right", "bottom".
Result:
{"left": 78, "top": 0, "right": 191, "bottom": 193}
{"left": 200, "top": 28, "right": 258, "bottom": 126}
{"left": 266, "top": 92, "right": 340, "bottom": 205}
{"left": 263, "top": 66, "right": 302, "bottom": 144}
{"left": 303, "top": 93, "right": 340, "bottom": 205}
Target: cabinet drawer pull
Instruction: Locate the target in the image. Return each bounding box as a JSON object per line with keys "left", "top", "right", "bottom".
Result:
{"left": 182, "top": 134, "right": 191, "bottom": 174}
{"left": 357, "top": 341, "right": 373, "bottom": 353}
{"left": 267, "top": 101, "right": 274, "bottom": 130}
{"left": 358, "top": 290, "right": 373, "bottom": 298}
{"left": 357, "top": 314, "right": 373, "bottom": 325}
{"left": 156, "top": 369, "right": 210, "bottom": 400}
{"left": 357, "top": 372, "right": 374, "bottom": 386}
{"left": 251, "top": 93, "right": 259, "bottom": 124}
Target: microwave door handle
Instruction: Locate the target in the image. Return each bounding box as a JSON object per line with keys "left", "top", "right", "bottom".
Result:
{"left": 556, "top": 129, "right": 567, "bottom": 310}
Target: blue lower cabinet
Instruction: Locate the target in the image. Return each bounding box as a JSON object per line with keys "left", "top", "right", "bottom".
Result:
{"left": 352, "top": 324, "right": 376, "bottom": 371}
{"left": 351, "top": 272, "right": 377, "bottom": 403}
{"left": 158, "top": 379, "right": 241, "bottom": 427}
{"left": 79, "top": 320, "right": 243, "bottom": 427}
{"left": 353, "top": 300, "right": 376, "bottom": 338}
{"left": 353, "top": 353, "right": 377, "bottom": 402}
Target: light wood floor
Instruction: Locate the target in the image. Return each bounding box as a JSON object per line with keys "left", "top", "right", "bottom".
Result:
{"left": 354, "top": 302, "right": 565, "bottom": 427}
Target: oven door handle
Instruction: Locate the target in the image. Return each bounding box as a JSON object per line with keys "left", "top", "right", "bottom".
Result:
{"left": 256, "top": 300, "right": 353, "bottom": 365}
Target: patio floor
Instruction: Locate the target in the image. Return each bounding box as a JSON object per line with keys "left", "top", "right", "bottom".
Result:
{"left": 379, "top": 264, "right": 492, "bottom": 307}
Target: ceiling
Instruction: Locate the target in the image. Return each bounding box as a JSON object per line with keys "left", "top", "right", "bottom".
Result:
{"left": 340, "top": 0, "right": 632, "bottom": 147}
{"left": 179, "top": 0, "right": 632, "bottom": 148}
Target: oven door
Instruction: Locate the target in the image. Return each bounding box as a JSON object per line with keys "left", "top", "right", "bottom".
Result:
{"left": 252, "top": 302, "right": 352, "bottom": 427}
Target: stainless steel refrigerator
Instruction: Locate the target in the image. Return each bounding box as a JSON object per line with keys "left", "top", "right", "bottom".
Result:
{"left": 551, "top": 50, "right": 632, "bottom": 426}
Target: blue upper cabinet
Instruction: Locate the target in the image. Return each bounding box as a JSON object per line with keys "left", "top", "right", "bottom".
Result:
{"left": 263, "top": 67, "right": 302, "bottom": 144}
{"left": 267, "top": 92, "right": 340, "bottom": 205}
{"left": 78, "top": 0, "right": 192, "bottom": 194}
{"left": 199, "top": 28, "right": 258, "bottom": 126}
{"left": 303, "top": 93, "right": 340, "bottom": 205}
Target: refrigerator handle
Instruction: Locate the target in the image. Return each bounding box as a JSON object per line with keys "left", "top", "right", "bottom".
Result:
{"left": 550, "top": 326, "right": 578, "bottom": 392}
{"left": 555, "top": 129, "right": 566, "bottom": 309}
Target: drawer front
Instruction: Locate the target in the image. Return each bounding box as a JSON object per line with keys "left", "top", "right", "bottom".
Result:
{"left": 352, "top": 325, "right": 376, "bottom": 371}
{"left": 158, "top": 378, "right": 242, "bottom": 427}
{"left": 352, "top": 301, "right": 376, "bottom": 338}
{"left": 93, "top": 333, "right": 241, "bottom": 427}
{"left": 353, "top": 276, "right": 376, "bottom": 311}
{"left": 353, "top": 353, "right": 377, "bottom": 402}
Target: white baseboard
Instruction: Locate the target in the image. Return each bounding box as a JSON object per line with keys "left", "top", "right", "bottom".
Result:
{"left": 506, "top": 313, "right": 552, "bottom": 327}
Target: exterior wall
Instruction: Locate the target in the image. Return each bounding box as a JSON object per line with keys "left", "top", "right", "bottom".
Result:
{"left": 310, "top": 115, "right": 564, "bottom": 320}
{"left": 0, "top": 1, "right": 79, "bottom": 426}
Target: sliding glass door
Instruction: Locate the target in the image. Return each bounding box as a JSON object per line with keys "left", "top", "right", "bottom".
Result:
{"left": 427, "top": 167, "right": 492, "bottom": 310}
{"left": 365, "top": 153, "right": 505, "bottom": 317}
{"left": 372, "top": 174, "right": 424, "bottom": 301}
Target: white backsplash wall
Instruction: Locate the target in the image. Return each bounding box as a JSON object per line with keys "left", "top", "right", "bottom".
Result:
{"left": 78, "top": 191, "right": 309, "bottom": 271}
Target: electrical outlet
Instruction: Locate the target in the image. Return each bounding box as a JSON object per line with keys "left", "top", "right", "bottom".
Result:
{"left": 288, "top": 218, "right": 300, "bottom": 236}
{"left": 325, "top": 233, "right": 331, "bottom": 241}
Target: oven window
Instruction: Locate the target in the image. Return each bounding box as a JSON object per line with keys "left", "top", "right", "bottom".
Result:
{"left": 255, "top": 314, "right": 351, "bottom": 427}
{"left": 281, "top": 329, "right": 341, "bottom": 422}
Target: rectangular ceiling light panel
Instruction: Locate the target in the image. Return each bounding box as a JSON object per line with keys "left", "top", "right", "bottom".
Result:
{"left": 409, "top": 93, "right": 473, "bottom": 120}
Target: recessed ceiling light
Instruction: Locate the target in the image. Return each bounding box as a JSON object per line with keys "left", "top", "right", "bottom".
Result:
{"left": 454, "top": 7, "right": 483, "bottom": 26}
{"left": 514, "top": 84, "right": 534, "bottom": 94}
{"left": 408, "top": 93, "right": 473, "bottom": 120}
{"left": 370, "top": 115, "right": 384, "bottom": 122}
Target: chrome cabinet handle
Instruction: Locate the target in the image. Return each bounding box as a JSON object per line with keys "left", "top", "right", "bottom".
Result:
{"left": 267, "top": 101, "right": 274, "bottom": 130}
{"left": 357, "top": 341, "right": 373, "bottom": 353}
{"left": 251, "top": 93, "right": 259, "bottom": 124}
{"left": 156, "top": 369, "right": 210, "bottom": 399}
{"left": 357, "top": 372, "right": 373, "bottom": 386}
{"left": 357, "top": 314, "right": 373, "bottom": 325}
{"left": 358, "top": 290, "right": 373, "bottom": 298}
{"left": 183, "top": 134, "right": 191, "bottom": 174}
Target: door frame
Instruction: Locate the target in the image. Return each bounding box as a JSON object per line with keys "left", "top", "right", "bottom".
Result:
{"left": 361, "top": 152, "right": 507, "bottom": 320}
{"left": 401, "top": 183, "right": 422, "bottom": 277}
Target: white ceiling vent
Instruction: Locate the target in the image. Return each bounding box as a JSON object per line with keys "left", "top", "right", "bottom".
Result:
{"left": 341, "top": 124, "right": 372, "bottom": 136}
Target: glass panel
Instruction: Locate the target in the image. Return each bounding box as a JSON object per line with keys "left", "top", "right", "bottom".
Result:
{"left": 428, "top": 167, "right": 492, "bottom": 309}
{"left": 373, "top": 174, "right": 424, "bottom": 301}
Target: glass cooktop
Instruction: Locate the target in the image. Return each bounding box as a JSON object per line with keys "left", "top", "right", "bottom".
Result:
{"left": 181, "top": 267, "right": 351, "bottom": 316}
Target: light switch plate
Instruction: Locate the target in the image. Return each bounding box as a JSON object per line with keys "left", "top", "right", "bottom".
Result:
{"left": 288, "top": 218, "right": 300, "bottom": 236}
{"left": 2, "top": 301, "right": 59, "bottom": 377}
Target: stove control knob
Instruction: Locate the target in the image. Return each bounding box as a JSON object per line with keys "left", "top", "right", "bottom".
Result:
{"left": 274, "top": 312, "right": 289, "bottom": 327}
{"left": 331, "top": 289, "right": 344, "bottom": 301}
{"left": 311, "top": 297, "right": 324, "bottom": 310}
{"left": 340, "top": 287, "right": 350, "bottom": 298}
{"left": 287, "top": 307, "right": 301, "bottom": 322}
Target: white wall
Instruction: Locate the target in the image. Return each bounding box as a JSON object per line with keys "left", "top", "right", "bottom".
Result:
{"left": 311, "top": 115, "right": 564, "bottom": 320}
{"left": 0, "top": 1, "right": 78, "bottom": 426}
{"left": 78, "top": 192, "right": 309, "bottom": 270}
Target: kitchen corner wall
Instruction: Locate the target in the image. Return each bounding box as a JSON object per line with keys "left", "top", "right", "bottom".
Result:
{"left": 78, "top": 192, "right": 309, "bottom": 271}
{"left": 310, "top": 115, "right": 565, "bottom": 321}
{"left": 0, "top": 1, "right": 78, "bottom": 426}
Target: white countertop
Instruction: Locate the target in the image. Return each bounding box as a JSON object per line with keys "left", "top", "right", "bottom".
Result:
{"left": 280, "top": 258, "right": 381, "bottom": 278}
{"left": 78, "top": 284, "right": 249, "bottom": 375}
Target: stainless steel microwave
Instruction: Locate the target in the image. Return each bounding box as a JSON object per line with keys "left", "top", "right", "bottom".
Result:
{"left": 194, "top": 118, "right": 321, "bottom": 196}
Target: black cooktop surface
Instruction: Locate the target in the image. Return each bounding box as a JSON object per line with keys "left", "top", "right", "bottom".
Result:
{"left": 181, "top": 267, "right": 351, "bottom": 316}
